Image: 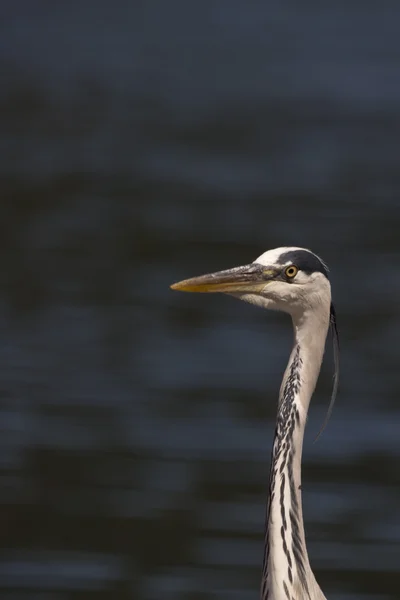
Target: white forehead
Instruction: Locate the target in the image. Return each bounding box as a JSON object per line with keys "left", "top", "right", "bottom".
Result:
{"left": 254, "top": 246, "right": 312, "bottom": 266}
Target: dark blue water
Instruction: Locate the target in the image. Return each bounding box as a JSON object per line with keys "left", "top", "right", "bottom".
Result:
{"left": 0, "top": 2, "right": 399, "bottom": 598}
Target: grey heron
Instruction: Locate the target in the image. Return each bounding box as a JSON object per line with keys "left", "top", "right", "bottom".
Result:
{"left": 171, "top": 246, "right": 339, "bottom": 600}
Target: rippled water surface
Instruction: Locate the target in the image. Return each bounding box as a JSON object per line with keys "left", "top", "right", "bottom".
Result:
{"left": 0, "top": 2, "right": 399, "bottom": 598}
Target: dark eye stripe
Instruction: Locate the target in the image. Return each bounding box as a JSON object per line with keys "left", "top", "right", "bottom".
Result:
{"left": 279, "top": 250, "right": 329, "bottom": 278}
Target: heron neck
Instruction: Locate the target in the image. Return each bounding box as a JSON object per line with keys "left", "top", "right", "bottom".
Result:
{"left": 261, "top": 309, "right": 329, "bottom": 600}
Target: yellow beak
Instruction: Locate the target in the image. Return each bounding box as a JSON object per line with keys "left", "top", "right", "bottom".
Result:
{"left": 170, "top": 264, "right": 276, "bottom": 293}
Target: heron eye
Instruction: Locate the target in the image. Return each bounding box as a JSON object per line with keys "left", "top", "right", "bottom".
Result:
{"left": 284, "top": 265, "right": 298, "bottom": 279}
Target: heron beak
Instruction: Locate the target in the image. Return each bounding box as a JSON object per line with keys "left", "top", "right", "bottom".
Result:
{"left": 170, "top": 263, "right": 276, "bottom": 293}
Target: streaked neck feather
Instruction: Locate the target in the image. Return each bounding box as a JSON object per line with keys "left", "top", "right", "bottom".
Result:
{"left": 261, "top": 310, "right": 329, "bottom": 600}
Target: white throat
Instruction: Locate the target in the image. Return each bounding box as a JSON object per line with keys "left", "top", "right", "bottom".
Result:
{"left": 261, "top": 308, "right": 330, "bottom": 600}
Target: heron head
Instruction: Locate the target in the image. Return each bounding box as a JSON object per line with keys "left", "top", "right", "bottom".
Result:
{"left": 171, "top": 246, "right": 331, "bottom": 317}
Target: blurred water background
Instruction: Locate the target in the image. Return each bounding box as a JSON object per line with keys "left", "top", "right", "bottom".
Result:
{"left": 0, "top": 1, "right": 399, "bottom": 599}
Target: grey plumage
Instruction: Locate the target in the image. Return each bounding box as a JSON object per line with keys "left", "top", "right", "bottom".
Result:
{"left": 171, "top": 246, "right": 339, "bottom": 600}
